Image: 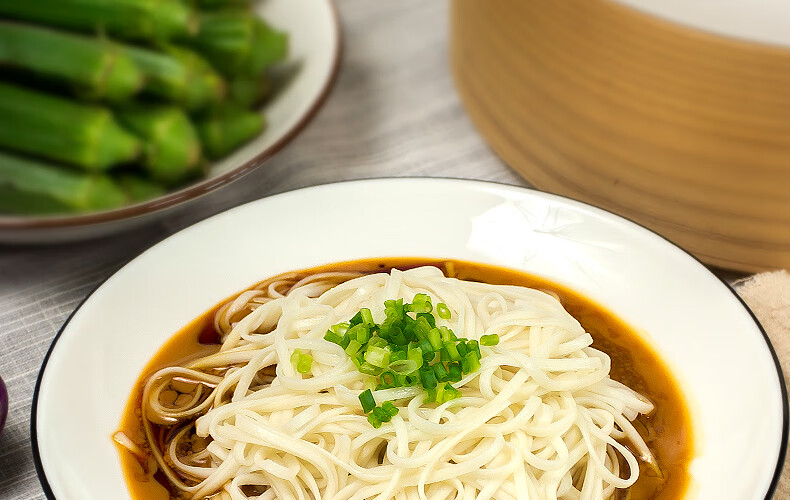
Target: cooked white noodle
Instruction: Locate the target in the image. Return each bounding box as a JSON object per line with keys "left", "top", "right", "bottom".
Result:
{"left": 140, "top": 266, "right": 655, "bottom": 500}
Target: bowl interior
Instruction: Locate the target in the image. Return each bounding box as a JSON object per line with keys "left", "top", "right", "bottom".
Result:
{"left": 34, "top": 179, "right": 786, "bottom": 499}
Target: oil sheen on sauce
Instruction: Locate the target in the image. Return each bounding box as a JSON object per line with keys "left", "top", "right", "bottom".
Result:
{"left": 117, "top": 258, "right": 693, "bottom": 500}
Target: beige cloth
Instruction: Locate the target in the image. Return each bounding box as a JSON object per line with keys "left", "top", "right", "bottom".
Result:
{"left": 734, "top": 271, "right": 790, "bottom": 498}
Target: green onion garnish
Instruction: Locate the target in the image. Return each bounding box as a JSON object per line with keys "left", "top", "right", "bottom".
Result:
{"left": 433, "top": 362, "right": 449, "bottom": 382}
{"left": 359, "top": 388, "right": 376, "bottom": 413}
{"left": 480, "top": 334, "right": 500, "bottom": 346}
{"left": 359, "top": 362, "right": 383, "bottom": 376}
{"left": 345, "top": 339, "right": 362, "bottom": 356}
{"left": 324, "top": 330, "right": 343, "bottom": 345}
{"left": 327, "top": 294, "right": 492, "bottom": 427}
{"left": 468, "top": 340, "right": 481, "bottom": 358}
{"left": 428, "top": 328, "right": 442, "bottom": 351}
{"left": 440, "top": 326, "right": 456, "bottom": 342}
{"left": 464, "top": 351, "right": 480, "bottom": 373}
{"left": 444, "top": 341, "right": 461, "bottom": 361}
{"left": 368, "top": 413, "right": 382, "bottom": 428}
{"left": 399, "top": 373, "right": 420, "bottom": 386}
{"left": 435, "top": 382, "right": 446, "bottom": 403}
{"left": 420, "top": 367, "right": 438, "bottom": 389}
{"left": 365, "top": 346, "right": 391, "bottom": 368}
{"left": 360, "top": 308, "right": 375, "bottom": 325}
{"left": 290, "top": 350, "right": 313, "bottom": 374}
{"left": 389, "top": 359, "right": 419, "bottom": 374}
{"left": 448, "top": 362, "right": 462, "bottom": 382}
{"left": 407, "top": 347, "right": 424, "bottom": 370}
{"left": 381, "top": 401, "right": 399, "bottom": 417}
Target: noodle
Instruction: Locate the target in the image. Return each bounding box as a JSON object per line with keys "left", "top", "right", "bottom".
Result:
{"left": 136, "top": 266, "right": 655, "bottom": 500}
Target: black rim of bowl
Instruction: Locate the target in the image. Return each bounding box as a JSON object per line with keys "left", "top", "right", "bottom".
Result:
{"left": 30, "top": 177, "right": 789, "bottom": 499}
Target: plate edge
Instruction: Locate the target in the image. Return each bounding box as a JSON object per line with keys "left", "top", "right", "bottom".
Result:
{"left": 30, "top": 176, "right": 788, "bottom": 499}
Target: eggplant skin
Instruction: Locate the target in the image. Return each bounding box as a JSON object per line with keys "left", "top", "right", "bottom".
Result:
{"left": 0, "top": 375, "right": 6, "bottom": 438}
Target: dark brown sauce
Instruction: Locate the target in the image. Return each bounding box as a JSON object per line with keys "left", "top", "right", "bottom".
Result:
{"left": 117, "top": 258, "right": 692, "bottom": 500}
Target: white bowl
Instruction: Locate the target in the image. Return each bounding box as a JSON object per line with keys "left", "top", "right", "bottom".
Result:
{"left": 32, "top": 178, "right": 787, "bottom": 499}
{"left": 0, "top": 0, "right": 341, "bottom": 244}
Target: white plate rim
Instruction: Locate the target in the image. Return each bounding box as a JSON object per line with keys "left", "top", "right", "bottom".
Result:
{"left": 30, "top": 177, "right": 789, "bottom": 499}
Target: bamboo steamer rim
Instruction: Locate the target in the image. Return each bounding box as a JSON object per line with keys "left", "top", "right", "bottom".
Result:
{"left": 450, "top": 0, "right": 790, "bottom": 272}
{"left": 612, "top": 0, "right": 790, "bottom": 50}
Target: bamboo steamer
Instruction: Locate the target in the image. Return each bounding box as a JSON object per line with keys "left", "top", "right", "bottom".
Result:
{"left": 450, "top": 0, "right": 790, "bottom": 272}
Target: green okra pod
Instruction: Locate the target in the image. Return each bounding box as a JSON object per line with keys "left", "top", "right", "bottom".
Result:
{"left": 0, "top": 21, "right": 144, "bottom": 101}
{"left": 0, "top": 82, "right": 141, "bottom": 170}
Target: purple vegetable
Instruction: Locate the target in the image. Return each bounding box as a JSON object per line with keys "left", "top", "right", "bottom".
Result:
{"left": 0, "top": 375, "right": 6, "bottom": 437}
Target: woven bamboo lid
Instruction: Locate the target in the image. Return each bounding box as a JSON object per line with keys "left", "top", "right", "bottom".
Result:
{"left": 450, "top": 0, "right": 790, "bottom": 272}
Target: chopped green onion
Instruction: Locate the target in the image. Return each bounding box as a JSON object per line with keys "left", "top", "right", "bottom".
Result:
{"left": 432, "top": 362, "right": 449, "bottom": 382}
{"left": 330, "top": 295, "right": 493, "bottom": 427}
{"left": 464, "top": 351, "right": 480, "bottom": 373}
{"left": 416, "top": 312, "right": 436, "bottom": 328}
{"left": 435, "top": 382, "right": 446, "bottom": 403}
{"left": 368, "top": 336, "right": 388, "bottom": 348}
{"left": 425, "top": 387, "right": 437, "bottom": 402}
{"left": 448, "top": 362, "right": 462, "bottom": 382}
{"left": 345, "top": 339, "right": 362, "bottom": 356}
{"left": 389, "top": 359, "right": 418, "bottom": 374}
{"left": 419, "top": 367, "right": 437, "bottom": 389}
{"left": 380, "top": 370, "right": 397, "bottom": 387}
{"left": 406, "top": 293, "right": 432, "bottom": 313}
{"left": 384, "top": 298, "right": 403, "bottom": 317}
{"left": 456, "top": 341, "right": 469, "bottom": 357}
{"left": 428, "top": 328, "right": 442, "bottom": 351}
{"left": 324, "top": 331, "right": 343, "bottom": 345}
{"left": 407, "top": 347, "right": 424, "bottom": 370}
{"left": 360, "top": 308, "right": 374, "bottom": 325}
{"left": 367, "top": 413, "right": 382, "bottom": 428}
{"left": 442, "top": 383, "right": 461, "bottom": 402}
{"left": 347, "top": 324, "right": 368, "bottom": 344}
{"left": 382, "top": 401, "right": 399, "bottom": 417}
{"left": 365, "top": 346, "right": 391, "bottom": 368}
{"left": 349, "top": 310, "right": 364, "bottom": 326}
{"left": 359, "top": 389, "right": 376, "bottom": 413}
{"left": 373, "top": 406, "right": 391, "bottom": 423}
{"left": 413, "top": 293, "right": 430, "bottom": 304}
{"left": 296, "top": 353, "right": 312, "bottom": 374}
{"left": 440, "top": 326, "right": 456, "bottom": 342}
{"left": 359, "top": 362, "right": 383, "bottom": 376}
{"left": 340, "top": 334, "right": 352, "bottom": 349}
{"left": 480, "top": 334, "right": 500, "bottom": 346}
{"left": 444, "top": 341, "right": 461, "bottom": 361}
{"left": 398, "top": 372, "right": 420, "bottom": 386}
{"left": 390, "top": 329, "right": 408, "bottom": 345}
{"left": 468, "top": 340, "right": 481, "bottom": 358}
{"left": 418, "top": 339, "right": 433, "bottom": 355}
{"left": 355, "top": 327, "right": 370, "bottom": 344}
{"left": 331, "top": 323, "right": 350, "bottom": 335}
{"left": 414, "top": 316, "right": 432, "bottom": 339}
